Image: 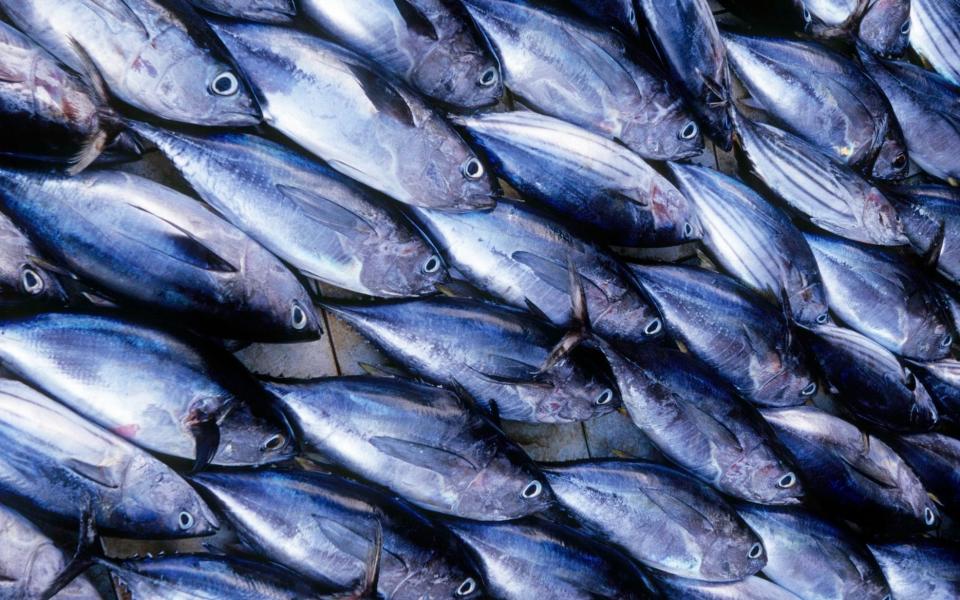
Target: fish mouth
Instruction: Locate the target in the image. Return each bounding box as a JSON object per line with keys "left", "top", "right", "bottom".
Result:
{"left": 217, "top": 110, "right": 263, "bottom": 127}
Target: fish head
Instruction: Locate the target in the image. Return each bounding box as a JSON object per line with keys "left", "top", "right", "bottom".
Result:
{"left": 150, "top": 27, "right": 261, "bottom": 126}
{"left": 646, "top": 182, "right": 702, "bottom": 244}
{"left": 240, "top": 243, "right": 323, "bottom": 340}
{"left": 723, "top": 452, "right": 805, "bottom": 506}
{"left": 458, "top": 441, "right": 555, "bottom": 519}
{"left": 897, "top": 367, "right": 940, "bottom": 430}
{"left": 404, "top": 553, "right": 485, "bottom": 599}
{"left": 621, "top": 98, "right": 704, "bottom": 160}
{"left": 122, "top": 453, "right": 220, "bottom": 538}
{"left": 211, "top": 399, "right": 297, "bottom": 466}
{"left": 361, "top": 235, "right": 450, "bottom": 297}
{"left": 412, "top": 45, "right": 503, "bottom": 110}
{"left": 858, "top": 0, "right": 911, "bottom": 58}
{"left": 862, "top": 188, "right": 908, "bottom": 245}
{"left": 8, "top": 259, "right": 69, "bottom": 304}
{"left": 700, "top": 523, "right": 767, "bottom": 581}
{"left": 532, "top": 345, "right": 621, "bottom": 422}
{"left": 757, "top": 361, "right": 820, "bottom": 407}
{"left": 871, "top": 130, "right": 910, "bottom": 180}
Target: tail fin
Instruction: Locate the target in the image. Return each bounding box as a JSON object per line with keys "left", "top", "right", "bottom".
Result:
{"left": 40, "top": 507, "right": 101, "bottom": 600}
{"left": 538, "top": 256, "right": 591, "bottom": 374}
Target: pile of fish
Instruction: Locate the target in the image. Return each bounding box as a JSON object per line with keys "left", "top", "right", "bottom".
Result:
{"left": 1, "top": 0, "right": 960, "bottom": 598}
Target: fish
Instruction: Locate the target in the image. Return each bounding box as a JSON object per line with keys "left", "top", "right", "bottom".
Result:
{"left": 322, "top": 297, "right": 620, "bottom": 424}
{"left": 541, "top": 459, "right": 766, "bottom": 582}
{"left": 411, "top": 198, "right": 663, "bottom": 347}
{"left": 0, "top": 0, "right": 261, "bottom": 126}
{"left": 209, "top": 20, "right": 495, "bottom": 212}
{"left": 0, "top": 504, "right": 102, "bottom": 599}
{"left": 452, "top": 111, "right": 701, "bottom": 247}
{"left": 910, "top": 358, "right": 960, "bottom": 427}
{"left": 0, "top": 167, "right": 321, "bottom": 342}
{"left": 0, "top": 379, "right": 218, "bottom": 538}
{"left": 132, "top": 123, "right": 448, "bottom": 299}
{"left": 868, "top": 541, "right": 960, "bottom": 600}
{"left": 299, "top": 0, "right": 503, "bottom": 110}
{"left": 189, "top": 0, "right": 296, "bottom": 22}
{"left": 667, "top": 163, "right": 830, "bottom": 326}
{"left": 0, "top": 210, "right": 68, "bottom": 308}
{"left": 806, "top": 232, "right": 953, "bottom": 360}
{"left": 441, "top": 517, "right": 649, "bottom": 600}
{"left": 888, "top": 432, "right": 960, "bottom": 515}
{"left": 192, "top": 469, "right": 483, "bottom": 598}
{"left": 889, "top": 184, "right": 960, "bottom": 285}
{"left": 0, "top": 312, "right": 296, "bottom": 472}
{"left": 653, "top": 573, "right": 804, "bottom": 599}
{"left": 801, "top": 323, "right": 939, "bottom": 431}
{"left": 732, "top": 110, "right": 908, "bottom": 246}
{"left": 631, "top": 264, "right": 817, "bottom": 408}
{"left": 549, "top": 0, "right": 640, "bottom": 36}
{"left": 265, "top": 376, "right": 554, "bottom": 521}
{"left": 460, "top": 0, "right": 703, "bottom": 161}
{"left": 592, "top": 340, "right": 804, "bottom": 505}
{"left": 909, "top": 0, "right": 960, "bottom": 85}
{"left": 795, "top": 0, "right": 866, "bottom": 41}
{"left": 736, "top": 504, "right": 891, "bottom": 600}
{"left": 859, "top": 47, "right": 960, "bottom": 182}
{"left": 0, "top": 21, "right": 118, "bottom": 173}
{"left": 858, "top": 0, "right": 912, "bottom": 57}
{"left": 762, "top": 405, "right": 939, "bottom": 531}
{"left": 722, "top": 32, "right": 908, "bottom": 180}
{"left": 636, "top": 0, "right": 734, "bottom": 149}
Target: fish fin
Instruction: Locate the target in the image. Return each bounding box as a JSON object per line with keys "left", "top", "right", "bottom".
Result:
{"left": 369, "top": 435, "right": 480, "bottom": 471}
{"left": 40, "top": 507, "right": 100, "bottom": 600}
{"left": 121, "top": 205, "right": 238, "bottom": 273}
{"left": 358, "top": 362, "right": 407, "bottom": 379}
{"left": 64, "top": 35, "right": 110, "bottom": 105}
{"left": 538, "top": 256, "right": 591, "bottom": 374}
{"left": 347, "top": 62, "right": 415, "bottom": 127}
{"left": 677, "top": 400, "right": 743, "bottom": 452}
{"left": 923, "top": 218, "right": 947, "bottom": 269}
{"left": 610, "top": 449, "right": 633, "bottom": 459}
{"left": 81, "top": 0, "right": 148, "bottom": 36}
{"left": 188, "top": 418, "right": 220, "bottom": 474}
{"left": 436, "top": 279, "right": 486, "bottom": 300}
{"left": 838, "top": 441, "right": 900, "bottom": 489}
{"left": 511, "top": 250, "right": 571, "bottom": 294}
{"left": 276, "top": 184, "right": 377, "bottom": 236}
{"left": 355, "top": 520, "right": 383, "bottom": 599}
{"left": 487, "top": 398, "right": 502, "bottom": 426}
{"left": 65, "top": 458, "right": 121, "bottom": 489}
{"left": 24, "top": 255, "right": 76, "bottom": 279}
{"left": 524, "top": 297, "right": 551, "bottom": 322}
{"left": 67, "top": 129, "right": 109, "bottom": 175}
{"left": 606, "top": 188, "right": 648, "bottom": 207}
{"left": 392, "top": 0, "right": 439, "bottom": 41}
{"left": 315, "top": 517, "right": 379, "bottom": 564}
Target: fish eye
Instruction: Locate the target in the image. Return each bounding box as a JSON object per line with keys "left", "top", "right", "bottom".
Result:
{"left": 802, "top": 4, "right": 812, "bottom": 23}
{"left": 801, "top": 382, "right": 818, "bottom": 397}
{"left": 210, "top": 71, "right": 240, "bottom": 96}
{"left": 478, "top": 67, "right": 498, "bottom": 87}
{"left": 683, "top": 222, "right": 695, "bottom": 238}
{"left": 20, "top": 268, "right": 44, "bottom": 295}
{"left": 456, "top": 577, "right": 478, "bottom": 596}
{"left": 596, "top": 388, "right": 614, "bottom": 405}
{"left": 748, "top": 542, "right": 764, "bottom": 559}
{"left": 627, "top": 9, "right": 637, "bottom": 25}
{"left": 261, "top": 433, "right": 285, "bottom": 452}
{"left": 892, "top": 154, "right": 907, "bottom": 169}
{"left": 777, "top": 472, "right": 797, "bottom": 489}
{"left": 901, "top": 19, "right": 911, "bottom": 35}
{"left": 678, "top": 121, "right": 699, "bottom": 141}
{"left": 178, "top": 511, "right": 195, "bottom": 531}
{"left": 925, "top": 506, "right": 937, "bottom": 526}
{"left": 643, "top": 318, "right": 663, "bottom": 336}
{"left": 904, "top": 371, "right": 917, "bottom": 390}
{"left": 461, "top": 157, "right": 485, "bottom": 180}
{"left": 521, "top": 480, "right": 543, "bottom": 499}
{"left": 291, "top": 302, "right": 309, "bottom": 330}
{"left": 422, "top": 255, "right": 442, "bottom": 274}
{"left": 942, "top": 335, "right": 953, "bottom": 348}
{"left": 816, "top": 313, "right": 829, "bottom": 324}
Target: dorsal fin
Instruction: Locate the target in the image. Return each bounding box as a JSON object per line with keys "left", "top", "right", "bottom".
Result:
{"left": 347, "top": 62, "right": 415, "bottom": 127}
{"left": 393, "top": 0, "right": 439, "bottom": 41}
{"left": 121, "top": 204, "right": 238, "bottom": 273}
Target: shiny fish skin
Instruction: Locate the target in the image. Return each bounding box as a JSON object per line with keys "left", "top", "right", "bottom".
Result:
{"left": 631, "top": 264, "right": 817, "bottom": 408}
{"left": 210, "top": 20, "right": 495, "bottom": 212}
{"left": 762, "top": 405, "right": 939, "bottom": 532}
{"left": 910, "top": 0, "right": 960, "bottom": 85}
{"left": 541, "top": 459, "right": 766, "bottom": 582}
{"left": 723, "top": 32, "right": 908, "bottom": 180}
{"left": 0, "top": 167, "right": 321, "bottom": 341}
{"left": 868, "top": 541, "right": 960, "bottom": 600}
{"left": 461, "top": 0, "right": 703, "bottom": 161}
{"left": 412, "top": 199, "right": 662, "bottom": 347}
{"left": 733, "top": 111, "right": 908, "bottom": 246}
{"left": 323, "top": 298, "right": 620, "bottom": 424}
{"left": 0, "top": 379, "right": 218, "bottom": 539}
{"left": 806, "top": 233, "right": 952, "bottom": 360}
{"left": 0, "top": 0, "right": 260, "bottom": 126}
{"left": 736, "top": 504, "right": 891, "bottom": 600}
{"left": 453, "top": 111, "right": 700, "bottom": 246}
{"left": 802, "top": 323, "right": 939, "bottom": 431}
{"left": 548, "top": 0, "right": 640, "bottom": 35}
{"left": 0, "top": 504, "right": 102, "bottom": 599}
{"left": 858, "top": 0, "right": 912, "bottom": 57}
{"left": 888, "top": 432, "right": 960, "bottom": 515}
{"left": 0, "top": 312, "right": 295, "bottom": 468}
{"left": 890, "top": 184, "right": 960, "bottom": 285}
{"left": 594, "top": 341, "right": 804, "bottom": 505}
{"left": 441, "top": 517, "right": 649, "bottom": 600}
{"left": 264, "top": 376, "right": 554, "bottom": 521}
{"left": 910, "top": 358, "right": 960, "bottom": 427}
{"left": 653, "top": 573, "right": 804, "bottom": 600}
{"left": 189, "top": 0, "right": 295, "bottom": 22}
{"left": 859, "top": 47, "right": 960, "bottom": 182}
{"left": 132, "top": 123, "right": 448, "bottom": 299}
{"left": 0, "top": 210, "right": 67, "bottom": 308}
{"left": 667, "top": 163, "right": 829, "bottom": 326}
{"left": 300, "top": 0, "right": 503, "bottom": 110}
{"left": 637, "top": 0, "right": 734, "bottom": 149}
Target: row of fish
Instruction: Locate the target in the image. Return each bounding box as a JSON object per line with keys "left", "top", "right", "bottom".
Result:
{"left": 1, "top": 0, "right": 960, "bottom": 598}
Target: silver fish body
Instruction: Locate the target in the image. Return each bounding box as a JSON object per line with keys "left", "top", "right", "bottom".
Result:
{"left": 210, "top": 20, "right": 495, "bottom": 212}
{"left": 133, "top": 123, "right": 447, "bottom": 298}
{"left": 858, "top": 0, "right": 912, "bottom": 57}
{"left": 189, "top": 0, "right": 295, "bottom": 22}
{"left": 668, "top": 163, "right": 829, "bottom": 326}
{"left": 542, "top": 459, "right": 766, "bottom": 582}
{"left": 0, "top": 312, "right": 295, "bottom": 468}
{"left": 0, "top": 0, "right": 260, "bottom": 126}
{"left": 0, "top": 379, "right": 218, "bottom": 538}
{"left": 461, "top": 0, "right": 703, "bottom": 160}
{"left": 653, "top": 573, "right": 803, "bottom": 600}
{"left": 265, "top": 376, "right": 554, "bottom": 521}
{"left": 910, "top": 358, "right": 960, "bottom": 427}
{"left": 300, "top": 0, "right": 503, "bottom": 109}
{"left": 412, "top": 199, "right": 661, "bottom": 347}
{"left": 890, "top": 185, "right": 960, "bottom": 285}
{"left": 910, "top": 0, "right": 960, "bottom": 85}
{"left": 868, "top": 541, "right": 960, "bottom": 600}
{"left": 548, "top": 0, "right": 640, "bottom": 35}
{"left": 888, "top": 432, "right": 960, "bottom": 515}
{"left": 0, "top": 210, "right": 67, "bottom": 308}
